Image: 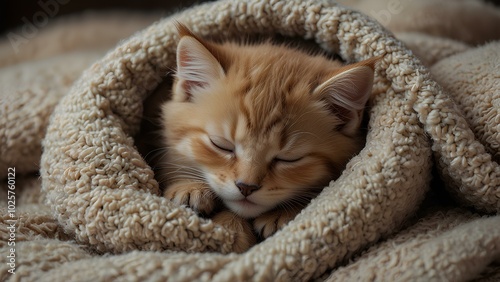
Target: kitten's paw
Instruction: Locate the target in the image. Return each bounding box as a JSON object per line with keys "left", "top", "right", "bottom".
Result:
{"left": 163, "top": 182, "right": 215, "bottom": 214}
{"left": 212, "top": 210, "right": 256, "bottom": 253}
{"left": 253, "top": 208, "right": 300, "bottom": 239}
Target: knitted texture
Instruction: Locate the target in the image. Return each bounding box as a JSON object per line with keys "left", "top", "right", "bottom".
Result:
{"left": 430, "top": 42, "right": 500, "bottom": 211}
{"left": 41, "top": 0, "right": 433, "bottom": 277}
{"left": 0, "top": 11, "right": 160, "bottom": 178}
{"left": 0, "top": 52, "right": 102, "bottom": 178}
{"left": 337, "top": 0, "right": 500, "bottom": 44}
{"left": 431, "top": 43, "right": 500, "bottom": 162}
{"left": 1, "top": 0, "right": 499, "bottom": 281}
{"left": 327, "top": 208, "right": 500, "bottom": 281}
{"left": 394, "top": 32, "right": 471, "bottom": 67}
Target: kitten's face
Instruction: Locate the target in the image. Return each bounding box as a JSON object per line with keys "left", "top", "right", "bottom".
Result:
{"left": 161, "top": 26, "right": 376, "bottom": 218}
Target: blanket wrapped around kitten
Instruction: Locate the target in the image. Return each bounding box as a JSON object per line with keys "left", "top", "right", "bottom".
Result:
{"left": 159, "top": 24, "right": 377, "bottom": 252}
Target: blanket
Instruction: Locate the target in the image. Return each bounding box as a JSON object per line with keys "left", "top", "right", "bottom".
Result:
{"left": 1, "top": 0, "right": 499, "bottom": 281}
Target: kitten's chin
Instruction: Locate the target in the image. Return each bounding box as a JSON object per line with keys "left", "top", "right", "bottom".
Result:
{"left": 224, "top": 199, "right": 270, "bottom": 219}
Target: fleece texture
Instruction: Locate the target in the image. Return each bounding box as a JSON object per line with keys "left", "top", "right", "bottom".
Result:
{"left": 0, "top": 0, "right": 499, "bottom": 281}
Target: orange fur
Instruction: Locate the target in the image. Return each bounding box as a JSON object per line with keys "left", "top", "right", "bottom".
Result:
{"left": 160, "top": 24, "right": 377, "bottom": 244}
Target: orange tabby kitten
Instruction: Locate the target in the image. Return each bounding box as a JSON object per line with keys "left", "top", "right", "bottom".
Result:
{"left": 160, "top": 24, "right": 377, "bottom": 252}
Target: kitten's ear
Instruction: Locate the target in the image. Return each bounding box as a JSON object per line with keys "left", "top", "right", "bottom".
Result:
{"left": 174, "top": 24, "right": 225, "bottom": 101}
{"left": 313, "top": 58, "right": 377, "bottom": 136}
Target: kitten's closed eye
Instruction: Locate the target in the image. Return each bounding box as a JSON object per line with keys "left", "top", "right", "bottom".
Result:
{"left": 273, "top": 156, "right": 303, "bottom": 163}
{"left": 209, "top": 136, "right": 235, "bottom": 153}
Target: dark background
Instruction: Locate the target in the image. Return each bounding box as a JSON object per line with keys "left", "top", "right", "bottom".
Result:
{"left": 0, "top": 0, "right": 214, "bottom": 35}
{"left": 1, "top": 0, "right": 500, "bottom": 35}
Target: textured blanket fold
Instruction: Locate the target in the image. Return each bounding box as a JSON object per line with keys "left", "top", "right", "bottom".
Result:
{"left": 41, "top": 0, "right": 433, "bottom": 269}
{"left": 1, "top": 0, "right": 500, "bottom": 281}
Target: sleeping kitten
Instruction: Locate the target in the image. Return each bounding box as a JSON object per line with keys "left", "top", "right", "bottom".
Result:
{"left": 160, "top": 24, "right": 377, "bottom": 252}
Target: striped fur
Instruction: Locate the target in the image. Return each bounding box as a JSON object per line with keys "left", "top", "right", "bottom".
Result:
{"left": 161, "top": 24, "right": 376, "bottom": 242}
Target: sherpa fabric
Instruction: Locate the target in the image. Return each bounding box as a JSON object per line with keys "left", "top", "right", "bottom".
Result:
{"left": 0, "top": 11, "right": 160, "bottom": 179}
{"left": 0, "top": 0, "right": 499, "bottom": 281}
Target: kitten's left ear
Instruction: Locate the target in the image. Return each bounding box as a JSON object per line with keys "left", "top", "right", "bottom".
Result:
{"left": 174, "top": 24, "right": 226, "bottom": 102}
{"left": 313, "top": 58, "right": 378, "bottom": 136}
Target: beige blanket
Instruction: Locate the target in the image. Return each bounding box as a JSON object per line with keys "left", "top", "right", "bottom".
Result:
{"left": 1, "top": 0, "right": 499, "bottom": 281}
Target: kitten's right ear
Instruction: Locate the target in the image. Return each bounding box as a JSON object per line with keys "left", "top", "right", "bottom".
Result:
{"left": 313, "top": 57, "right": 378, "bottom": 136}
{"left": 174, "top": 24, "right": 225, "bottom": 102}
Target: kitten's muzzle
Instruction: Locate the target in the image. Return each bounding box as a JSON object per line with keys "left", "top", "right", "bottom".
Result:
{"left": 235, "top": 181, "right": 261, "bottom": 197}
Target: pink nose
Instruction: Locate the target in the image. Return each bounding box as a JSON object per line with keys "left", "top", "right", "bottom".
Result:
{"left": 235, "top": 181, "right": 261, "bottom": 197}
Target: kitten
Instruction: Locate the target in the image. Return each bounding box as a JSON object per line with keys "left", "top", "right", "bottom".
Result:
{"left": 160, "top": 24, "right": 377, "bottom": 252}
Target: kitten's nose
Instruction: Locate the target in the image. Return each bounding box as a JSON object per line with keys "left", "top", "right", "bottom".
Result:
{"left": 235, "top": 181, "right": 261, "bottom": 197}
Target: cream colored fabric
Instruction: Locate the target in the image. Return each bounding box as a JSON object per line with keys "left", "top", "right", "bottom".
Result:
{"left": 0, "top": 11, "right": 160, "bottom": 178}
{"left": 327, "top": 208, "right": 500, "bottom": 281}
{"left": 337, "top": 0, "right": 500, "bottom": 44}
{"left": 394, "top": 32, "right": 471, "bottom": 67}
{"left": 431, "top": 43, "right": 500, "bottom": 163}
{"left": 0, "top": 11, "right": 160, "bottom": 68}
{"left": 0, "top": 0, "right": 499, "bottom": 281}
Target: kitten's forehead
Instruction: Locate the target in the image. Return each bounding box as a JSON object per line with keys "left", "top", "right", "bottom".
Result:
{"left": 222, "top": 44, "right": 335, "bottom": 134}
{"left": 202, "top": 42, "right": 345, "bottom": 151}
{"left": 206, "top": 120, "right": 232, "bottom": 139}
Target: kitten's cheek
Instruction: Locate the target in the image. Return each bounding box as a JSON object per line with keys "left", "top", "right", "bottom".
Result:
{"left": 205, "top": 177, "right": 242, "bottom": 200}
{"left": 225, "top": 200, "right": 268, "bottom": 219}
{"left": 217, "top": 187, "right": 245, "bottom": 201}
{"left": 177, "top": 139, "right": 195, "bottom": 159}
{"left": 250, "top": 194, "right": 289, "bottom": 209}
